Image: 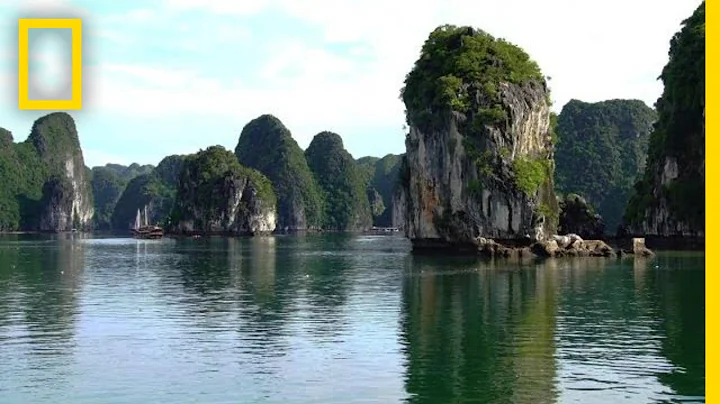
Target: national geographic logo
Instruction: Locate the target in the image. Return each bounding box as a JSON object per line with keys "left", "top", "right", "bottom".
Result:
{"left": 18, "top": 18, "right": 82, "bottom": 110}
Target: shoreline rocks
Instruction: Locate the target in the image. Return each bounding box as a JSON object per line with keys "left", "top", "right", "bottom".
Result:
{"left": 413, "top": 235, "right": 655, "bottom": 259}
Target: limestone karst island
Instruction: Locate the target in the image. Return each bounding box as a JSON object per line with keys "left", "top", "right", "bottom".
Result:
{"left": 0, "top": 1, "right": 705, "bottom": 403}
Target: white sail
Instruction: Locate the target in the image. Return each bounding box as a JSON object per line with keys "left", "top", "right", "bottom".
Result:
{"left": 134, "top": 209, "right": 141, "bottom": 230}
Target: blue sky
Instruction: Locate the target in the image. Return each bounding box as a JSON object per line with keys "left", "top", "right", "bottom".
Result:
{"left": 0, "top": 0, "right": 703, "bottom": 168}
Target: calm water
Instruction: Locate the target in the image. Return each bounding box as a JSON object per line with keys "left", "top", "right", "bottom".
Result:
{"left": 0, "top": 234, "right": 705, "bottom": 404}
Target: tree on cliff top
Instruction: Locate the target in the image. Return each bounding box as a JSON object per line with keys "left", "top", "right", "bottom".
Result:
{"left": 624, "top": 1, "right": 705, "bottom": 231}
{"left": 235, "top": 114, "right": 323, "bottom": 230}
{"left": 555, "top": 99, "right": 656, "bottom": 233}
{"left": 305, "top": 132, "right": 372, "bottom": 231}
{"left": 401, "top": 25, "right": 546, "bottom": 133}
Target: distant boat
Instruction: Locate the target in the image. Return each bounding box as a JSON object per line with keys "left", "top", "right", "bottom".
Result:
{"left": 131, "top": 206, "right": 163, "bottom": 239}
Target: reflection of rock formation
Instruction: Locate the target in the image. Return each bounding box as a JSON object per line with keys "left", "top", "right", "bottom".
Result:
{"left": 244, "top": 236, "right": 277, "bottom": 302}
{"left": 0, "top": 235, "right": 84, "bottom": 388}
{"left": 400, "top": 255, "right": 558, "bottom": 403}
{"left": 644, "top": 253, "right": 705, "bottom": 399}
{"left": 301, "top": 235, "right": 353, "bottom": 341}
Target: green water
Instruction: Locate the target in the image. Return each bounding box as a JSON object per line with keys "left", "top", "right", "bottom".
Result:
{"left": 0, "top": 234, "right": 705, "bottom": 403}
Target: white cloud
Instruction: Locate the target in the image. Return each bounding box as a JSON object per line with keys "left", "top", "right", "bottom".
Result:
{"left": 0, "top": 0, "right": 705, "bottom": 167}
{"left": 161, "top": 0, "right": 272, "bottom": 15}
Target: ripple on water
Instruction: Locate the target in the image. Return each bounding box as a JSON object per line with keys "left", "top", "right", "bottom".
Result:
{"left": 0, "top": 237, "right": 705, "bottom": 404}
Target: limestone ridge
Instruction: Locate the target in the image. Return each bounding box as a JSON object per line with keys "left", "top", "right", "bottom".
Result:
{"left": 169, "top": 146, "right": 277, "bottom": 235}
{"left": 305, "top": 132, "right": 373, "bottom": 231}
{"left": 397, "top": 25, "right": 559, "bottom": 250}
{"left": 623, "top": 2, "right": 705, "bottom": 237}
{"left": 235, "top": 114, "right": 323, "bottom": 232}
{"left": 555, "top": 99, "right": 656, "bottom": 234}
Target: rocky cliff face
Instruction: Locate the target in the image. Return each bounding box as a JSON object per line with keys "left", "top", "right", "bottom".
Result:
{"left": 235, "top": 115, "right": 323, "bottom": 232}
{"left": 623, "top": 2, "right": 705, "bottom": 237}
{"left": 397, "top": 25, "right": 558, "bottom": 250}
{"left": 30, "top": 113, "right": 94, "bottom": 231}
{"left": 170, "top": 146, "right": 277, "bottom": 235}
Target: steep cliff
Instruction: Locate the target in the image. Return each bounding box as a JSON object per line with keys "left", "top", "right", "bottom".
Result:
{"left": 29, "top": 113, "right": 94, "bottom": 231}
{"left": 624, "top": 2, "right": 705, "bottom": 236}
{"left": 111, "top": 155, "right": 185, "bottom": 230}
{"left": 555, "top": 99, "right": 656, "bottom": 234}
{"left": 170, "top": 146, "right": 277, "bottom": 235}
{"left": 305, "top": 132, "right": 372, "bottom": 231}
{"left": 0, "top": 112, "right": 93, "bottom": 231}
{"left": 397, "top": 25, "right": 558, "bottom": 250}
{"left": 235, "top": 115, "right": 323, "bottom": 232}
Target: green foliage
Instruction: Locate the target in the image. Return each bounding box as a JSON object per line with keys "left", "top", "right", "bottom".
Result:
{"left": 401, "top": 25, "right": 545, "bottom": 132}
{"left": 555, "top": 99, "right": 656, "bottom": 233}
{"left": 467, "top": 179, "right": 483, "bottom": 198}
{"left": 624, "top": 2, "right": 705, "bottom": 231}
{"left": 536, "top": 202, "right": 558, "bottom": 223}
{"left": 172, "top": 146, "right": 276, "bottom": 230}
{"left": 512, "top": 157, "right": 549, "bottom": 196}
{"left": 90, "top": 167, "right": 125, "bottom": 230}
{"left": 0, "top": 113, "right": 95, "bottom": 231}
{"left": 367, "top": 154, "right": 403, "bottom": 226}
{"left": 356, "top": 156, "right": 380, "bottom": 189}
{"left": 111, "top": 155, "right": 186, "bottom": 229}
{"left": 305, "top": 131, "right": 372, "bottom": 230}
{"left": 235, "top": 115, "right": 323, "bottom": 230}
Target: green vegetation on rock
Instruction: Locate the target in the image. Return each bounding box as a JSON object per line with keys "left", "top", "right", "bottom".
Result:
{"left": 235, "top": 115, "right": 323, "bottom": 230}
{"left": 401, "top": 24, "right": 544, "bottom": 133}
{"left": 555, "top": 99, "right": 656, "bottom": 233}
{"left": 357, "top": 154, "right": 403, "bottom": 227}
{"left": 171, "top": 146, "right": 276, "bottom": 232}
{"left": 624, "top": 2, "right": 705, "bottom": 232}
{"left": 0, "top": 112, "right": 93, "bottom": 231}
{"left": 512, "top": 157, "right": 550, "bottom": 196}
{"left": 111, "top": 155, "right": 186, "bottom": 229}
{"left": 91, "top": 163, "right": 155, "bottom": 229}
{"left": 305, "top": 132, "right": 372, "bottom": 231}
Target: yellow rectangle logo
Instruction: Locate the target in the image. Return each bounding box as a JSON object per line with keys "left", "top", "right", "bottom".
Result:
{"left": 18, "top": 18, "right": 82, "bottom": 110}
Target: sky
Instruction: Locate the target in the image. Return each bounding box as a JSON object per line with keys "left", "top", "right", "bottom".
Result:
{"left": 0, "top": 0, "right": 703, "bottom": 168}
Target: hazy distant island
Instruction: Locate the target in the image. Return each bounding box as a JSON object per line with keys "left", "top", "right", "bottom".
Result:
{"left": 0, "top": 2, "right": 704, "bottom": 258}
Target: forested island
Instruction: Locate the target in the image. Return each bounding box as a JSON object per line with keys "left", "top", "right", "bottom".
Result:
{"left": 0, "top": 2, "right": 704, "bottom": 256}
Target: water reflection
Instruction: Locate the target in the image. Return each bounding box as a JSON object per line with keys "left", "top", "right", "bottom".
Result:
{"left": 0, "top": 235, "right": 706, "bottom": 404}
{"left": 400, "top": 256, "right": 559, "bottom": 404}
{"left": 0, "top": 234, "right": 84, "bottom": 400}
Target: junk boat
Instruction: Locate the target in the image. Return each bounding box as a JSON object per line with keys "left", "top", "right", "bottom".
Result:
{"left": 131, "top": 206, "right": 164, "bottom": 239}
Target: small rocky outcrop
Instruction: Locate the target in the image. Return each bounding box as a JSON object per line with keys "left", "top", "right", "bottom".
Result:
{"left": 235, "top": 115, "right": 323, "bottom": 232}
{"left": 558, "top": 194, "right": 605, "bottom": 239}
{"left": 623, "top": 2, "right": 705, "bottom": 237}
{"left": 169, "top": 146, "right": 277, "bottom": 235}
{"left": 474, "top": 234, "right": 653, "bottom": 259}
{"left": 397, "top": 25, "right": 559, "bottom": 250}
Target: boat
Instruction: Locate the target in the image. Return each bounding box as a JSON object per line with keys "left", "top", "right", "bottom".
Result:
{"left": 131, "top": 206, "right": 163, "bottom": 239}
